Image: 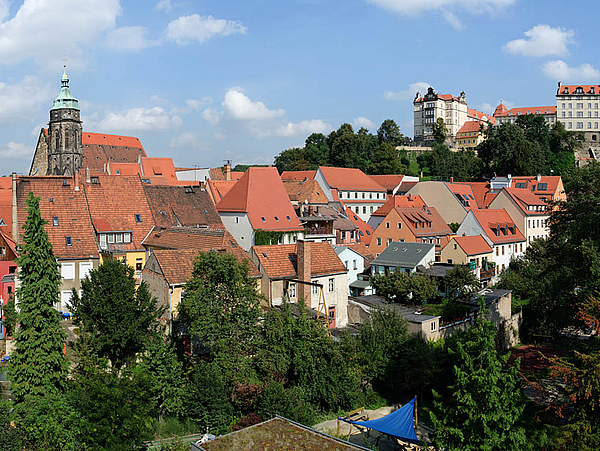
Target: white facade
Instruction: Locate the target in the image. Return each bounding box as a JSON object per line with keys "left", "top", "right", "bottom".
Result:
{"left": 219, "top": 212, "right": 254, "bottom": 251}
{"left": 333, "top": 246, "right": 365, "bottom": 289}
{"left": 414, "top": 88, "right": 468, "bottom": 142}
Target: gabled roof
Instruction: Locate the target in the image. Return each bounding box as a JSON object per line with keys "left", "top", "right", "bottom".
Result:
{"left": 467, "top": 107, "right": 496, "bottom": 125}
{"left": 140, "top": 157, "right": 177, "bottom": 180}
{"left": 372, "top": 194, "right": 426, "bottom": 217}
{"left": 470, "top": 209, "right": 526, "bottom": 244}
{"left": 317, "top": 205, "right": 358, "bottom": 231}
{"left": 510, "top": 176, "right": 562, "bottom": 197}
{"left": 368, "top": 175, "right": 404, "bottom": 192}
{"left": 318, "top": 167, "right": 387, "bottom": 192}
{"left": 216, "top": 167, "right": 303, "bottom": 232}
{"left": 340, "top": 242, "right": 375, "bottom": 266}
{"left": 206, "top": 179, "right": 237, "bottom": 204}
{"left": 143, "top": 184, "right": 223, "bottom": 228}
{"left": 252, "top": 242, "right": 346, "bottom": 280}
{"left": 283, "top": 179, "right": 329, "bottom": 204}
{"left": 343, "top": 204, "right": 374, "bottom": 245}
{"left": 280, "top": 170, "right": 317, "bottom": 181}
{"left": 16, "top": 176, "right": 98, "bottom": 259}
{"left": 108, "top": 162, "right": 141, "bottom": 176}
{"left": 454, "top": 181, "right": 491, "bottom": 208}
{"left": 372, "top": 242, "right": 435, "bottom": 267}
{"left": 446, "top": 183, "right": 478, "bottom": 210}
{"left": 456, "top": 121, "right": 484, "bottom": 135}
{"left": 81, "top": 175, "right": 153, "bottom": 250}
{"left": 392, "top": 205, "right": 453, "bottom": 237}
{"left": 448, "top": 235, "right": 492, "bottom": 256}
{"left": 501, "top": 187, "right": 549, "bottom": 215}
{"left": 0, "top": 228, "right": 18, "bottom": 258}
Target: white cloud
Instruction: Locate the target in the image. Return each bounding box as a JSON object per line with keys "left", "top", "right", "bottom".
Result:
{"left": 202, "top": 108, "right": 221, "bottom": 126}
{"left": 185, "top": 98, "right": 211, "bottom": 111}
{"left": 154, "top": 0, "right": 172, "bottom": 12}
{"left": 222, "top": 89, "right": 284, "bottom": 120}
{"left": 95, "top": 106, "right": 183, "bottom": 132}
{"left": 384, "top": 82, "right": 431, "bottom": 101}
{"left": 541, "top": 60, "right": 600, "bottom": 82}
{"left": 443, "top": 11, "right": 463, "bottom": 29}
{"left": 166, "top": 14, "right": 247, "bottom": 45}
{"left": 504, "top": 24, "right": 575, "bottom": 57}
{"left": 105, "top": 26, "right": 158, "bottom": 52}
{"left": 0, "top": 75, "right": 53, "bottom": 124}
{"left": 0, "top": 141, "right": 31, "bottom": 159}
{"left": 0, "top": 0, "right": 121, "bottom": 68}
{"left": 272, "top": 120, "right": 332, "bottom": 138}
{"left": 0, "top": 0, "right": 9, "bottom": 22}
{"left": 353, "top": 117, "right": 376, "bottom": 130}
{"left": 170, "top": 132, "right": 208, "bottom": 150}
{"left": 477, "top": 102, "right": 494, "bottom": 114}
{"left": 366, "top": 0, "right": 515, "bottom": 16}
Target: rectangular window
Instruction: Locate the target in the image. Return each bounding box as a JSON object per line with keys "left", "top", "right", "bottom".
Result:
{"left": 328, "top": 278, "right": 334, "bottom": 292}
{"left": 61, "top": 290, "right": 72, "bottom": 311}
{"left": 387, "top": 238, "right": 393, "bottom": 245}
{"left": 397, "top": 222, "right": 402, "bottom": 229}
{"left": 115, "top": 233, "right": 123, "bottom": 243}
{"left": 123, "top": 232, "right": 131, "bottom": 243}
{"left": 79, "top": 262, "right": 93, "bottom": 279}
{"left": 53, "top": 217, "right": 59, "bottom": 226}
{"left": 353, "top": 259, "right": 357, "bottom": 270}
{"left": 99, "top": 233, "right": 107, "bottom": 248}
{"left": 502, "top": 246, "right": 505, "bottom": 255}
{"left": 290, "top": 283, "right": 296, "bottom": 298}
{"left": 377, "top": 237, "right": 382, "bottom": 246}
{"left": 312, "top": 284, "right": 319, "bottom": 295}
{"left": 344, "top": 260, "right": 349, "bottom": 269}
{"left": 363, "top": 206, "right": 366, "bottom": 214}
{"left": 65, "top": 236, "right": 72, "bottom": 246}
{"left": 431, "top": 321, "right": 437, "bottom": 332}
{"left": 61, "top": 262, "right": 75, "bottom": 279}
{"left": 496, "top": 247, "right": 499, "bottom": 256}
{"left": 386, "top": 222, "right": 390, "bottom": 229}
{"left": 134, "top": 214, "right": 142, "bottom": 223}
{"left": 107, "top": 234, "right": 115, "bottom": 244}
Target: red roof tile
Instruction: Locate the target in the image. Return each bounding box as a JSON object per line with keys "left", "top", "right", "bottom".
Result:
{"left": 467, "top": 107, "right": 496, "bottom": 125}
{"left": 372, "top": 194, "right": 426, "bottom": 217}
{"left": 318, "top": 167, "right": 387, "bottom": 192}
{"left": 16, "top": 176, "right": 98, "bottom": 259}
{"left": 558, "top": 85, "right": 600, "bottom": 96}
{"left": 217, "top": 167, "right": 303, "bottom": 232}
{"left": 368, "top": 175, "right": 405, "bottom": 192}
{"left": 140, "top": 157, "right": 177, "bottom": 180}
{"left": 109, "top": 162, "right": 141, "bottom": 176}
{"left": 450, "top": 235, "right": 492, "bottom": 256}
{"left": 345, "top": 242, "right": 375, "bottom": 265}
{"left": 252, "top": 242, "right": 346, "bottom": 279}
{"left": 81, "top": 175, "right": 153, "bottom": 250}
{"left": 207, "top": 179, "right": 237, "bottom": 204}
{"left": 493, "top": 105, "right": 556, "bottom": 117}
{"left": 471, "top": 209, "right": 526, "bottom": 244}
{"left": 456, "top": 121, "right": 484, "bottom": 135}
{"left": 342, "top": 203, "right": 374, "bottom": 245}
{"left": 393, "top": 206, "right": 453, "bottom": 237}
{"left": 280, "top": 170, "right": 317, "bottom": 181}
{"left": 283, "top": 179, "right": 328, "bottom": 204}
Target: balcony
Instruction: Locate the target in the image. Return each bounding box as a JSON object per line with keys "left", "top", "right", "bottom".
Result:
{"left": 479, "top": 268, "right": 496, "bottom": 280}
{"left": 305, "top": 225, "right": 334, "bottom": 236}
{"left": 99, "top": 243, "right": 127, "bottom": 255}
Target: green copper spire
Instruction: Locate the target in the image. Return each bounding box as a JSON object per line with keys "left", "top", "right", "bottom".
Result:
{"left": 51, "top": 68, "right": 79, "bottom": 111}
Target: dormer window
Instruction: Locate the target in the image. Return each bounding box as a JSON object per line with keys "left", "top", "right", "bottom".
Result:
{"left": 65, "top": 236, "right": 72, "bottom": 246}
{"left": 576, "top": 87, "right": 583, "bottom": 94}
{"left": 53, "top": 217, "right": 59, "bottom": 226}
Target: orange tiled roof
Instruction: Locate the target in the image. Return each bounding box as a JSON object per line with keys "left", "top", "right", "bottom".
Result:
{"left": 494, "top": 106, "right": 556, "bottom": 118}
{"left": 217, "top": 167, "right": 303, "bottom": 232}
{"left": 456, "top": 121, "right": 484, "bottom": 135}
{"left": 454, "top": 182, "right": 490, "bottom": 209}
{"left": 368, "top": 175, "right": 405, "bottom": 192}
{"left": 446, "top": 183, "right": 478, "bottom": 210}
{"left": 152, "top": 246, "right": 259, "bottom": 285}
{"left": 81, "top": 132, "right": 146, "bottom": 172}
{"left": 558, "top": 85, "right": 600, "bottom": 95}
{"left": 394, "top": 206, "right": 453, "bottom": 237}
{"left": 471, "top": 209, "right": 526, "bottom": 244}
{"left": 143, "top": 184, "right": 223, "bottom": 228}
{"left": 467, "top": 107, "right": 496, "bottom": 125}
{"left": 109, "top": 162, "right": 141, "bottom": 176}
{"left": 345, "top": 242, "right": 375, "bottom": 266}
{"left": 253, "top": 242, "right": 346, "bottom": 279}
{"left": 81, "top": 175, "right": 153, "bottom": 250}
{"left": 319, "top": 167, "right": 387, "bottom": 192}
{"left": 502, "top": 187, "right": 549, "bottom": 215}
{"left": 140, "top": 157, "right": 177, "bottom": 181}
{"left": 372, "top": 194, "right": 426, "bottom": 217}
{"left": 342, "top": 203, "right": 374, "bottom": 245}
{"left": 16, "top": 176, "right": 98, "bottom": 259}
{"left": 450, "top": 235, "right": 492, "bottom": 256}
{"left": 280, "top": 170, "right": 317, "bottom": 181}
{"left": 283, "top": 179, "right": 328, "bottom": 204}
{"left": 207, "top": 179, "right": 237, "bottom": 204}
{"left": 511, "top": 176, "right": 561, "bottom": 196}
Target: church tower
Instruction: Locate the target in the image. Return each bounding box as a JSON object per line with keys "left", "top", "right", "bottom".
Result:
{"left": 47, "top": 69, "right": 83, "bottom": 175}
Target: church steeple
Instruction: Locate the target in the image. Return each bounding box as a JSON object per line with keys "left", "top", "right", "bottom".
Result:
{"left": 47, "top": 68, "right": 83, "bottom": 176}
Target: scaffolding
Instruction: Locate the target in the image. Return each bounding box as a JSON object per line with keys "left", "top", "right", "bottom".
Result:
{"left": 282, "top": 279, "right": 331, "bottom": 337}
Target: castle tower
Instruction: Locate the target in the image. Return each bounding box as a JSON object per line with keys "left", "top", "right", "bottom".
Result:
{"left": 47, "top": 69, "right": 83, "bottom": 175}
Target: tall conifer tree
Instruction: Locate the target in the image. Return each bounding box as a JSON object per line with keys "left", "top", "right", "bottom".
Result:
{"left": 9, "top": 193, "right": 67, "bottom": 402}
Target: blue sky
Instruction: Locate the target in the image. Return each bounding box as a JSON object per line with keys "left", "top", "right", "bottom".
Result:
{"left": 0, "top": 0, "right": 598, "bottom": 174}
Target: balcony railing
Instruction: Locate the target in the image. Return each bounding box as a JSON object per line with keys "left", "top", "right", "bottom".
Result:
{"left": 99, "top": 243, "right": 127, "bottom": 255}
{"left": 305, "top": 226, "right": 334, "bottom": 236}
{"left": 479, "top": 268, "right": 496, "bottom": 279}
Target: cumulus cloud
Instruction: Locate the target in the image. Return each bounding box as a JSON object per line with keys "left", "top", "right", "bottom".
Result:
{"left": 504, "top": 24, "right": 575, "bottom": 57}
{"left": 95, "top": 106, "right": 183, "bottom": 132}
{"left": 384, "top": 82, "right": 431, "bottom": 101}
{"left": 272, "top": 120, "right": 332, "bottom": 138}
{"left": 366, "top": 0, "right": 515, "bottom": 16}
{"left": 0, "top": 0, "right": 120, "bottom": 67}
{"left": 541, "top": 60, "right": 600, "bottom": 82}
{"left": 166, "top": 14, "right": 247, "bottom": 45}
{"left": 222, "top": 89, "right": 284, "bottom": 120}
{"left": 154, "top": 0, "right": 172, "bottom": 12}
{"left": 353, "top": 117, "right": 376, "bottom": 130}
{"left": 0, "top": 75, "right": 53, "bottom": 124}
{"left": 105, "top": 26, "right": 158, "bottom": 52}
{"left": 0, "top": 141, "right": 31, "bottom": 159}
{"left": 202, "top": 108, "right": 221, "bottom": 125}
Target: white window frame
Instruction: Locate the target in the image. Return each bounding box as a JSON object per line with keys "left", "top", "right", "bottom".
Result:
{"left": 328, "top": 278, "right": 334, "bottom": 292}
{"left": 61, "top": 262, "right": 75, "bottom": 280}
{"left": 79, "top": 262, "right": 93, "bottom": 280}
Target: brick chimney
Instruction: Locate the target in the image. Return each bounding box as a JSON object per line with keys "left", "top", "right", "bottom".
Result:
{"left": 297, "top": 239, "right": 312, "bottom": 303}
{"left": 224, "top": 163, "right": 232, "bottom": 181}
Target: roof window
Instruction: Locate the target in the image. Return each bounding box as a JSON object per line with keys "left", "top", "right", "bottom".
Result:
{"left": 537, "top": 183, "right": 548, "bottom": 191}
{"left": 62, "top": 180, "right": 69, "bottom": 186}
{"left": 65, "top": 236, "right": 72, "bottom": 246}
{"left": 91, "top": 177, "right": 99, "bottom": 184}
{"left": 53, "top": 217, "right": 59, "bottom": 226}
{"left": 286, "top": 216, "right": 291, "bottom": 221}
{"left": 135, "top": 214, "right": 143, "bottom": 223}
{"left": 49, "top": 197, "right": 54, "bottom": 202}
{"left": 141, "top": 179, "right": 150, "bottom": 184}
{"left": 274, "top": 216, "right": 279, "bottom": 222}
{"left": 261, "top": 217, "right": 266, "bottom": 222}
{"left": 262, "top": 252, "right": 267, "bottom": 257}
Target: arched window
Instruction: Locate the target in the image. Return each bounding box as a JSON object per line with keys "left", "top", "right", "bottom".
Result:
{"left": 54, "top": 131, "right": 59, "bottom": 150}
{"left": 65, "top": 132, "right": 70, "bottom": 149}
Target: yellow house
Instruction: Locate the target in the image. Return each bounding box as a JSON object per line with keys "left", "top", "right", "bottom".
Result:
{"left": 455, "top": 121, "right": 485, "bottom": 150}
{"left": 440, "top": 235, "right": 495, "bottom": 283}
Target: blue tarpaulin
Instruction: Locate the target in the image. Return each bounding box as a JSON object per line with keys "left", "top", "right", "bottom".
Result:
{"left": 338, "top": 398, "right": 419, "bottom": 444}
